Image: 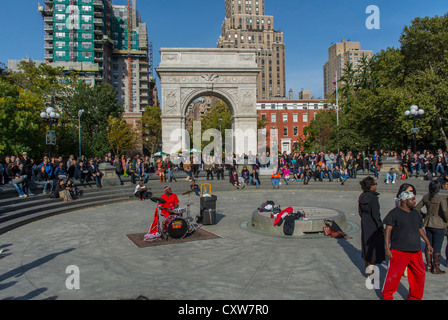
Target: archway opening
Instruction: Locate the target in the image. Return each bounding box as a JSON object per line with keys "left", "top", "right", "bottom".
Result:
{"left": 184, "top": 93, "right": 234, "bottom": 159}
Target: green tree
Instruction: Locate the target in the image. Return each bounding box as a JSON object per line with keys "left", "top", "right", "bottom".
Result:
{"left": 62, "top": 82, "right": 122, "bottom": 157}
{"left": 107, "top": 117, "right": 136, "bottom": 156}
{"left": 138, "top": 105, "right": 162, "bottom": 155}
{"left": 0, "top": 61, "right": 75, "bottom": 158}
{"left": 326, "top": 14, "right": 448, "bottom": 152}
{"left": 302, "top": 110, "right": 337, "bottom": 152}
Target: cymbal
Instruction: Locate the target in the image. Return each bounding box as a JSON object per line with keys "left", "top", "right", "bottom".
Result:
{"left": 150, "top": 196, "right": 167, "bottom": 204}
{"left": 182, "top": 190, "right": 195, "bottom": 195}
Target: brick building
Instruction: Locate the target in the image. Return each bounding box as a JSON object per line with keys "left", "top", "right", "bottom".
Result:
{"left": 257, "top": 99, "right": 335, "bottom": 153}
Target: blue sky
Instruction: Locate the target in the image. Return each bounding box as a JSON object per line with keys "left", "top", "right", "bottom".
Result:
{"left": 1, "top": 0, "right": 448, "bottom": 98}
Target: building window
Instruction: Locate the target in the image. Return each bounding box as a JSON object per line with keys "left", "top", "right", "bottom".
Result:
{"left": 283, "top": 127, "right": 288, "bottom": 136}
{"left": 293, "top": 114, "right": 298, "bottom": 122}
{"left": 303, "top": 114, "right": 308, "bottom": 122}
{"left": 294, "top": 127, "right": 299, "bottom": 136}
{"left": 271, "top": 114, "right": 276, "bottom": 123}
{"left": 283, "top": 114, "right": 288, "bottom": 122}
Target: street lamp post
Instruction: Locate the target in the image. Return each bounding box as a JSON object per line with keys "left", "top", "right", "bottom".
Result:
{"left": 78, "top": 109, "right": 85, "bottom": 159}
{"left": 404, "top": 105, "right": 425, "bottom": 153}
{"left": 40, "top": 107, "right": 61, "bottom": 159}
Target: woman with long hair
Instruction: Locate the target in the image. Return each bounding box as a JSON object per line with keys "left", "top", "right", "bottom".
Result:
{"left": 415, "top": 180, "right": 448, "bottom": 274}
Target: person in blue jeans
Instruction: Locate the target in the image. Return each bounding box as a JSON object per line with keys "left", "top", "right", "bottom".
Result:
{"left": 271, "top": 168, "right": 280, "bottom": 189}
{"left": 36, "top": 165, "right": 54, "bottom": 194}
{"left": 5, "top": 163, "right": 26, "bottom": 198}
{"left": 321, "top": 165, "right": 333, "bottom": 182}
{"left": 435, "top": 155, "right": 445, "bottom": 176}
{"left": 249, "top": 168, "right": 260, "bottom": 189}
{"left": 370, "top": 163, "right": 379, "bottom": 179}
{"left": 386, "top": 166, "right": 400, "bottom": 184}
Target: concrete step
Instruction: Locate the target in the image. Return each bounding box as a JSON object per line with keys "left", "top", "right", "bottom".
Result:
{"left": 0, "top": 196, "right": 138, "bottom": 235}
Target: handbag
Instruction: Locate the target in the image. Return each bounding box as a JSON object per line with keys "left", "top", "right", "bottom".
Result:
{"left": 13, "top": 176, "right": 26, "bottom": 185}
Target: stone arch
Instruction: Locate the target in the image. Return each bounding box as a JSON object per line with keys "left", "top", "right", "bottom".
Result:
{"left": 181, "top": 89, "right": 237, "bottom": 118}
{"left": 156, "top": 48, "right": 260, "bottom": 155}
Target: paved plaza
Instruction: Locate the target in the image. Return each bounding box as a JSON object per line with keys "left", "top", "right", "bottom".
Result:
{"left": 0, "top": 176, "right": 447, "bottom": 300}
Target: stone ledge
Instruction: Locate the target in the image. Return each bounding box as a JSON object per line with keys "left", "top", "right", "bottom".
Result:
{"left": 250, "top": 207, "right": 348, "bottom": 237}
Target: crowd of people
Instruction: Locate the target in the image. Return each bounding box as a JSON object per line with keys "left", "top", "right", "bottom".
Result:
{"left": 3, "top": 147, "right": 448, "bottom": 198}
{"left": 0, "top": 153, "right": 103, "bottom": 200}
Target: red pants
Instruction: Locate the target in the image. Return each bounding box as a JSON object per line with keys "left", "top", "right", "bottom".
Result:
{"left": 382, "top": 250, "right": 426, "bottom": 300}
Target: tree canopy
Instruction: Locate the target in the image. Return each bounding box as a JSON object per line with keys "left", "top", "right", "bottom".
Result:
{"left": 0, "top": 61, "right": 122, "bottom": 159}
{"left": 307, "top": 13, "right": 448, "bottom": 153}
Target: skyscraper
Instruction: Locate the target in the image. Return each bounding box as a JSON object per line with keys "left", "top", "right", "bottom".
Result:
{"left": 323, "top": 39, "right": 373, "bottom": 98}
{"left": 217, "top": 0, "right": 286, "bottom": 100}
{"left": 38, "top": 0, "right": 156, "bottom": 125}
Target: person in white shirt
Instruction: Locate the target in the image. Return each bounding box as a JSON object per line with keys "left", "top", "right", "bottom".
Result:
{"left": 134, "top": 181, "right": 149, "bottom": 200}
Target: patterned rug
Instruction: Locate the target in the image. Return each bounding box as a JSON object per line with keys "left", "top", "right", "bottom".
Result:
{"left": 126, "top": 228, "right": 222, "bottom": 248}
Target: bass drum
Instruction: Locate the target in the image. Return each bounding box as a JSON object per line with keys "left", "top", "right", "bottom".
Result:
{"left": 165, "top": 216, "right": 189, "bottom": 239}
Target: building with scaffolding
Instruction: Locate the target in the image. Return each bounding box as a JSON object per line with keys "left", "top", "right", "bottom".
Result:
{"left": 38, "top": 0, "right": 157, "bottom": 126}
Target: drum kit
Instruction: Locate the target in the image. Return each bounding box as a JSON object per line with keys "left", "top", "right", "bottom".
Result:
{"left": 149, "top": 194, "right": 197, "bottom": 240}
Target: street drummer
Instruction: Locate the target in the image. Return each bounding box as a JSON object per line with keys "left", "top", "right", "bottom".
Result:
{"left": 160, "top": 186, "right": 179, "bottom": 218}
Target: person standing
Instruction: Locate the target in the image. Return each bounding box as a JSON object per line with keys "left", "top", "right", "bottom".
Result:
{"left": 382, "top": 191, "right": 434, "bottom": 300}
{"left": 358, "top": 177, "right": 386, "bottom": 275}
{"left": 415, "top": 180, "right": 448, "bottom": 274}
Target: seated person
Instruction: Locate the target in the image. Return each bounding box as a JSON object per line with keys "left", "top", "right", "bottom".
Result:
{"left": 5, "top": 163, "right": 26, "bottom": 198}
{"left": 332, "top": 165, "right": 342, "bottom": 180}
{"left": 302, "top": 164, "right": 313, "bottom": 185}
{"left": 313, "top": 165, "right": 323, "bottom": 182}
{"left": 271, "top": 168, "right": 281, "bottom": 189}
{"left": 321, "top": 165, "right": 333, "bottom": 182}
{"left": 54, "top": 161, "right": 67, "bottom": 180}
{"left": 36, "top": 165, "right": 54, "bottom": 194}
{"left": 281, "top": 165, "right": 291, "bottom": 185}
{"left": 87, "top": 159, "right": 103, "bottom": 188}
{"left": 55, "top": 179, "right": 72, "bottom": 202}
{"left": 190, "top": 179, "right": 201, "bottom": 196}
{"left": 293, "top": 164, "right": 303, "bottom": 182}
{"left": 249, "top": 168, "right": 260, "bottom": 189}
{"left": 134, "top": 181, "right": 149, "bottom": 200}
{"left": 67, "top": 160, "right": 77, "bottom": 180}
{"left": 230, "top": 170, "right": 244, "bottom": 189}
{"left": 333, "top": 165, "right": 349, "bottom": 185}
{"left": 241, "top": 166, "right": 250, "bottom": 184}
{"left": 160, "top": 186, "right": 179, "bottom": 218}
{"left": 74, "top": 161, "right": 89, "bottom": 183}
{"left": 370, "top": 163, "right": 379, "bottom": 179}
{"left": 386, "top": 166, "right": 401, "bottom": 184}
{"left": 66, "top": 179, "right": 82, "bottom": 199}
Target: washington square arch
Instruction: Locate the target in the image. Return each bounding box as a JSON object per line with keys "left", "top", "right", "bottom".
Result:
{"left": 156, "top": 48, "right": 261, "bottom": 157}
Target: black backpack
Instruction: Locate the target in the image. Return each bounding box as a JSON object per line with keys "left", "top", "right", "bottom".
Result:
{"left": 260, "top": 201, "right": 276, "bottom": 212}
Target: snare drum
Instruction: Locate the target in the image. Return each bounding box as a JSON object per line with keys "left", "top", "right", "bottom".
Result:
{"left": 172, "top": 208, "right": 187, "bottom": 218}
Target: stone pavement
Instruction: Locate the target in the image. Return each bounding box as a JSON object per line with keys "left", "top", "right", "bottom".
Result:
{"left": 0, "top": 175, "right": 447, "bottom": 300}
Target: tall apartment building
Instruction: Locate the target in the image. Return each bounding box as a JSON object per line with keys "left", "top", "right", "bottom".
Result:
{"left": 217, "top": 0, "right": 286, "bottom": 100}
{"left": 38, "top": 0, "right": 156, "bottom": 126}
{"left": 323, "top": 39, "right": 373, "bottom": 98}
